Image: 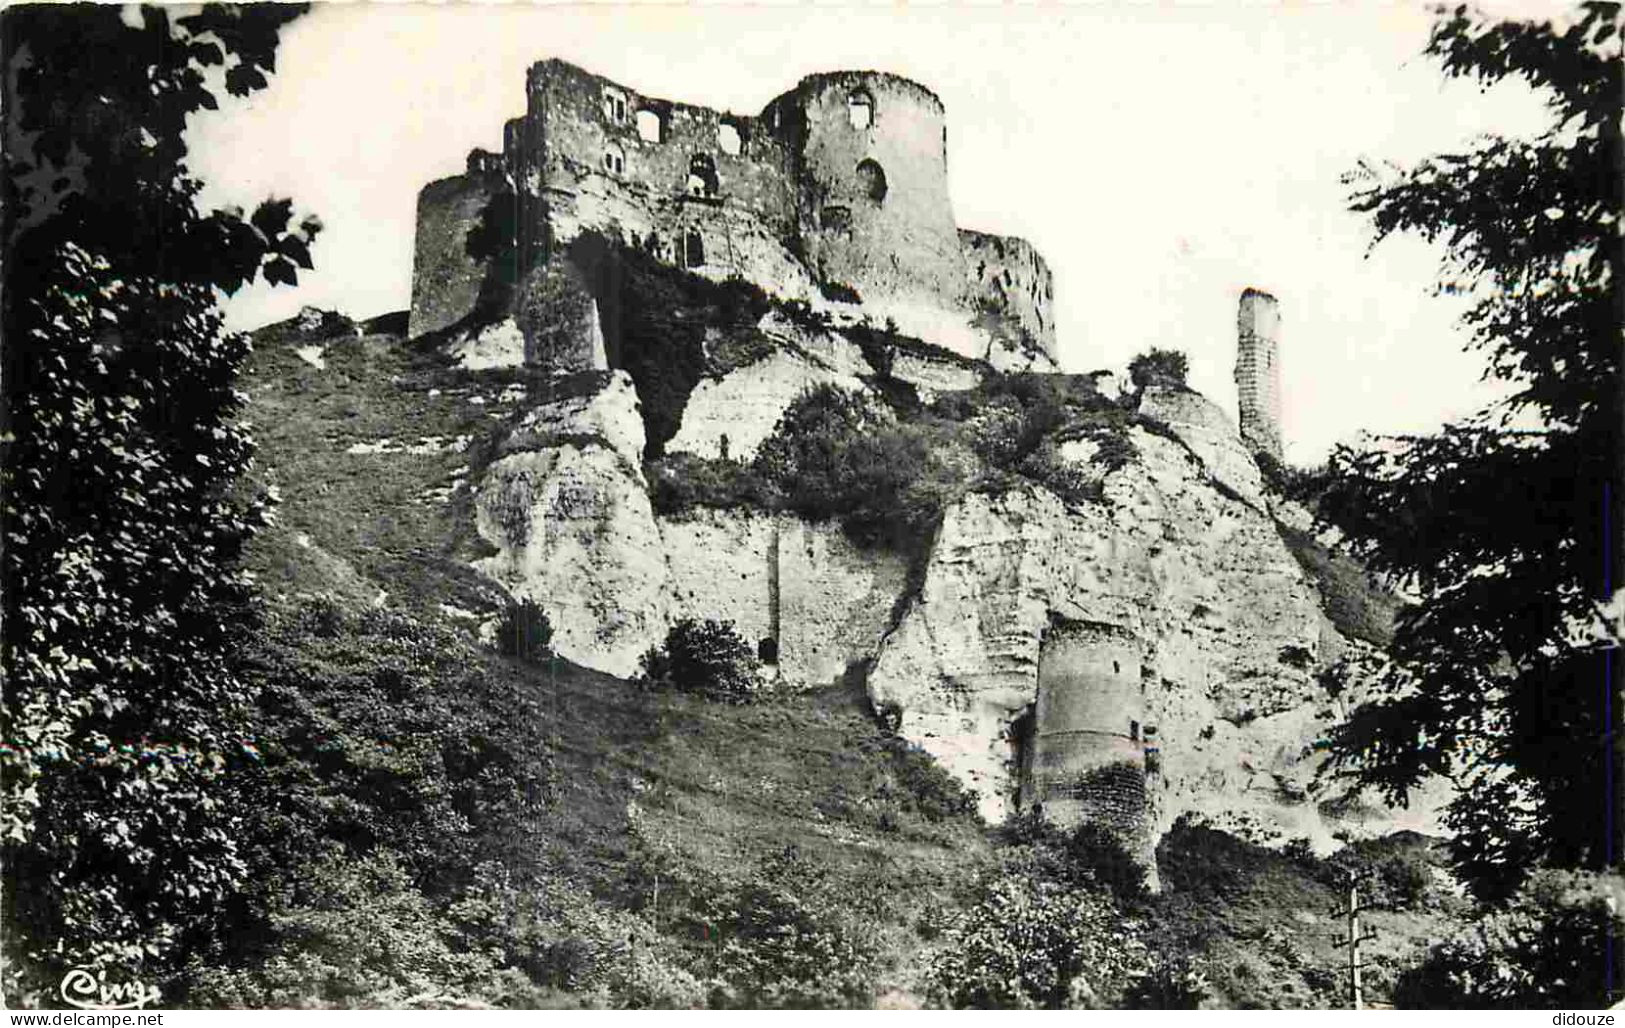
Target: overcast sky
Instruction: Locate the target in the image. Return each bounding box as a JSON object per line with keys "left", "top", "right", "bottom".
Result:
{"left": 191, "top": 1, "right": 1560, "bottom": 463}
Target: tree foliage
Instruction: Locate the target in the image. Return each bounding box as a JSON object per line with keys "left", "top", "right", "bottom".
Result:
{"left": 1, "top": 3, "right": 318, "bottom": 980}
{"left": 1318, "top": 3, "right": 1622, "bottom": 900}
{"left": 1393, "top": 869, "right": 1625, "bottom": 1008}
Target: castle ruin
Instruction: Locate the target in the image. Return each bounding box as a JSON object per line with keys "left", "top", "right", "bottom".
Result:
{"left": 409, "top": 59, "right": 1056, "bottom": 368}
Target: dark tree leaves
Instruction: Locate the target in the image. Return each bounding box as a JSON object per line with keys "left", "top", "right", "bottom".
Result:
{"left": 1321, "top": 2, "right": 1622, "bottom": 902}
{"left": 1, "top": 2, "right": 318, "bottom": 982}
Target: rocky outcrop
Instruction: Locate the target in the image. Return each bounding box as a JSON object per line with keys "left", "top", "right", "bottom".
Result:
{"left": 474, "top": 373, "right": 665, "bottom": 676}
{"left": 477, "top": 371, "right": 909, "bottom": 684}
{"left": 867, "top": 425, "right": 1345, "bottom": 847}
{"left": 667, "top": 319, "right": 870, "bottom": 461}
{"left": 1137, "top": 385, "right": 1264, "bottom": 506}
{"left": 472, "top": 369, "right": 1443, "bottom": 852}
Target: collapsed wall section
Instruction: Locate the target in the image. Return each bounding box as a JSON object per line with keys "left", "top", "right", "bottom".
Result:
{"left": 408, "top": 161, "right": 505, "bottom": 338}
{"left": 960, "top": 229, "right": 1056, "bottom": 364}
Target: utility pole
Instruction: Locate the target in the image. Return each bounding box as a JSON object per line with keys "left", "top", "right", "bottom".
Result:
{"left": 1331, "top": 868, "right": 1379, "bottom": 1009}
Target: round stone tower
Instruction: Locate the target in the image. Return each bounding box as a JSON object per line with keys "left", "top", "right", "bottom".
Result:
{"left": 1235, "top": 288, "right": 1283, "bottom": 462}
{"left": 765, "top": 72, "right": 967, "bottom": 309}
{"left": 1026, "top": 618, "right": 1155, "bottom": 877}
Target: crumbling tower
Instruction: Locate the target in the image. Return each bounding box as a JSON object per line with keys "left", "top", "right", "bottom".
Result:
{"left": 1024, "top": 617, "right": 1157, "bottom": 882}
{"left": 1234, "top": 288, "right": 1283, "bottom": 462}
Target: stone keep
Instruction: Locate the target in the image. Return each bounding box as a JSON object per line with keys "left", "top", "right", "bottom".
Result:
{"left": 408, "top": 59, "right": 1057, "bottom": 366}
{"left": 1234, "top": 288, "right": 1283, "bottom": 462}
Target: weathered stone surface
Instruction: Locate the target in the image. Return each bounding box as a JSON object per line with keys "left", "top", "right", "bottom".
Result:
{"left": 473, "top": 374, "right": 665, "bottom": 676}
{"left": 961, "top": 229, "right": 1056, "bottom": 362}
{"left": 475, "top": 442, "right": 668, "bottom": 678}
{"left": 478, "top": 373, "right": 910, "bottom": 685}
{"left": 471, "top": 370, "right": 1444, "bottom": 853}
{"left": 446, "top": 317, "right": 525, "bottom": 370}
{"left": 661, "top": 510, "right": 908, "bottom": 685}
{"left": 867, "top": 427, "right": 1336, "bottom": 846}
{"left": 516, "top": 256, "right": 608, "bottom": 375}
{"left": 409, "top": 172, "right": 498, "bottom": 339}
{"left": 513, "top": 369, "right": 644, "bottom": 464}
{"left": 667, "top": 345, "right": 868, "bottom": 462}
{"left": 1138, "top": 384, "right": 1265, "bottom": 506}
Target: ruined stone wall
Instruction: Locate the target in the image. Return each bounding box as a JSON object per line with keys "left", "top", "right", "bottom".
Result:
{"left": 1028, "top": 619, "right": 1151, "bottom": 861}
{"left": 1234, "top": 288, "right": 1283, "bottom": 461}
{"left": 517, "top": 60, "right": 811, "bottom": 296}
{"left": 960, "top": 229, "right": 1056, "bottom": 361}
{"left": 770, "top": 72, "right": 968, "bottom": 311}
{"left": 659, "top": 510, "right": 909, "bottom": 686}
{"left": 409, "top": 169, "right": 501, "bottom": 338}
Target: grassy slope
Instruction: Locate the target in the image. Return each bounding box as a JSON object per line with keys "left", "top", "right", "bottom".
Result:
{"left": 240, "top": 315, "right": 1460, "bottom": 1008}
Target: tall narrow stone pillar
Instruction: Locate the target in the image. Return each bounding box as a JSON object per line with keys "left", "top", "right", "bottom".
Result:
{"left": 1235, "top": 288, "right": 1283, "bottom": 462}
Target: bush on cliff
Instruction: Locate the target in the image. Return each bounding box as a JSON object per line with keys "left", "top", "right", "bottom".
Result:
{"left": 497, "top": 599, "right": 553, "bottom": 663}
{"left": 754, "top": 384, "right": 958, "bottom": 549}
{"left": 696, "top": 846, "right": 882, "bottom": 1008}
{"left": 636, "top": 618, "right": 761, "bottom": 704}
{"left": 1128, "top": 348, "right": 1190, "bottom": 391}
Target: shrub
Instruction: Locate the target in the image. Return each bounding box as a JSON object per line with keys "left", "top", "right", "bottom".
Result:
{"left": 1063, "top": 822, "right": 1152, "bottom": 908}
{"left": 879, "top": 739, "right": 982, "bottom": 824}
{"left": 644, "top": 453, "right": 774, "bottom": 516}
{"left": 636, "top": 619, "right": 761, "bottom": 704}
{"left": 754, "top": 384, "right": 954, "bottom": 549}
{"left": 497, "top": 599, "right": 552, "bottom": 662}
{"left": 818, "top": 280, "right": 861, "bottom": 304}
{"left": 1392, "top": 869, "right": 1625, "bottom": 1008}
{"left": 1122, "top": 954, "right": 1211, "bottom": 1009}
{"left": 697, "top": 846, "right": 880, "bottom": 1008}
{"left": 1128, "top": 348, "right": 1189, "bottom": 390}
{"left": 928, "top": 874, "right": 1149, "bottom": 1009}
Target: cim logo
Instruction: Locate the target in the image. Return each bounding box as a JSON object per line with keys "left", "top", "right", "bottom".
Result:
{"left": 58, "top": 967, "right": 162, "bottom": 1010}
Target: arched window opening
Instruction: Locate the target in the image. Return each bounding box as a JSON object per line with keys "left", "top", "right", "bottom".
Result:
{"left": 847, "top": 90, "right": 873, "bottom": 130}
{"left": 687, "top": 153, "right": 718, "bottom": 198}
{"left": 757, "top": 636, "right": 778, "bottom": 664}
{"left": 635, "top": 109, "right": 664, "bottom": 143}
{"left": 717, "top": 122, "right": 742, "bottom": 156}
{"left": 602, "top": 87, "right": 627, "bottom": 125}
{"left": 684, "top": 230, "right": 705, "bottom": 268}
{"left": 855, "top": 158, "right": 887, "bottom": 204}
{"left": 1129, "top": 720, "right": 1140, "bottom": 742}
{"left": 602, "top": 144, "right": 625, "bottom": 176}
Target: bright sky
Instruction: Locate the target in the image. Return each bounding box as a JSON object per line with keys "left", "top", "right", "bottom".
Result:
{"left": 192, "top": 1, "right": 1559, "bottom": 464}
